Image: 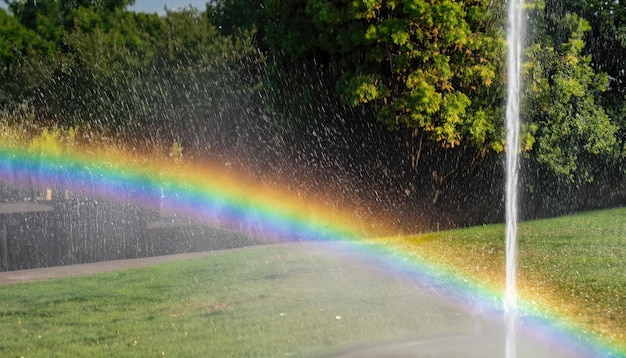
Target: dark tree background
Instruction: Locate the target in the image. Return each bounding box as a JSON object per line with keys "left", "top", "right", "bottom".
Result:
{"left": 1, "top": 0, "right": 624, "bottom": 232}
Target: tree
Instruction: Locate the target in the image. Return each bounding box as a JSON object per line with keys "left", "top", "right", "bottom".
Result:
{"left": 521, "top": 2, "right": 624, "bottom": 215}
{"left": 539, "top": 0, "right": 625, "bottom": 181}
{"left": 242, "top": 1, "right": 509, "bottom": 193}
{"left": 524, "top": 15, "right": 617, "bottom": 178}
{"left": 543, "top": 0, "right": 626, "bottom": 95}
{"left": 207, "top": 0, "right": 510, "bottom": 205}
{"left": 294, "top": 1, "right": 507, "bottom": 152}
{"left": 4, "top": 0, "right": 64, "bottom": 43}
{"left": 0, "top": 8, "right": 57, "bottom": 108}
{"left": 2, "top": 0, "right": 261, "bottom": 136}
{"left": 209, "top": 0, "right": 269, "bottom": 49}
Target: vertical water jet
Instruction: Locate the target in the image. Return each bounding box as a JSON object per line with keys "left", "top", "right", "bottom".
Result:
{"left": 505, "top": 0, "right": 524, "bottom": 357}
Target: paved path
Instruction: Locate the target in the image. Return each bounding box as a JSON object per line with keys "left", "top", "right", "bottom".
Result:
{"left": 0, "top": 250, "right": 237, "bottom": 285}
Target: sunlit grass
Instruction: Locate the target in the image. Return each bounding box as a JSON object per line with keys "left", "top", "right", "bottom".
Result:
{"left": 0, "top": 244, "right": 476, "bottom": 357}
{"left": 374, "top": 207, "right": 626, "bottom": 352}
{"left": 0, "top": 208, "right": 624, "bottom": 356}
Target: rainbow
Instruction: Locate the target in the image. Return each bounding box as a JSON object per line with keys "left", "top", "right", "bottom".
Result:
{"left": 348, "top": 240, "right": 625, "bottom": 357}
{"left": 0, "top": 143, "right": 368, "bottom": 242}
{"left": 0, "top": 142, "right": 623, "bottom": 357}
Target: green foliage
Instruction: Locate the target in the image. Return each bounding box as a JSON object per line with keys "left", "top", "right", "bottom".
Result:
{"left": 28, "top": 128, "right": 64, "bottom": 157}
{"left": 210, "top": 0, "right": 268, "bottom": 48}
{"left": 337, "top": 73, "right": 384, "bottom": 106}
{"left": 0, "top": 8, "right": 52, "bottom": 64}
{"left": 0, "top": 9, "right": 56, "bottom": 107}
{"left": 524, "top": 5, "right": 621, "bottom": 183}
{"left": 258, "top": 0, "right": 507, "bottom": 151}
{"left": 1, "top": 2, "right": 260, "bottom": 133}
{"left": 5, "top": 0, "right": 64, "bottom": 44}
{"left": 1, "top": 0, "right": 624, "bottom": 210}
{"left": 209, "top": 0, "right": 623, "bottom": 195}
{"left": 27, "top": 126, "right": 77, "bottom": 158}
{"left": 169, "top": 140, "right": 183, "bottom": 164}
{"left": 0, "top": 103, "right": 37, "bottom": 146}
{"left": 543, "top": 0, "right": 626, "bottom": 95}
{"left": 264, "top": 0, "right": 317, "bottom": 56}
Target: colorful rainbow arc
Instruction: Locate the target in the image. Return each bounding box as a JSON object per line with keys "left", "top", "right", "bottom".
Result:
{"left": 351, "top": 241, "right": 625, "bottom": 357}
{"left": 0, "top": 144, "right": 365, "bottom": 242}
{"left": 0, "top": 144, "right": 623, "bottom": 357}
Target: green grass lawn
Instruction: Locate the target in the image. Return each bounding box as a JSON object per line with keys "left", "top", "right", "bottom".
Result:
{"left": 374, "top": 206, "right": 626, "bottom": 352}
{"left": 0, "top": 207, "right": 624, "bottom": 356}
{"left": 0, "top": 244, "right": 482, "bottom": 357}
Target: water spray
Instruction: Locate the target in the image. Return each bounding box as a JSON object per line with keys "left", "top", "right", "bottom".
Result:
{"left": 505, "top": 0, "right": 525, "bottom": 357}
